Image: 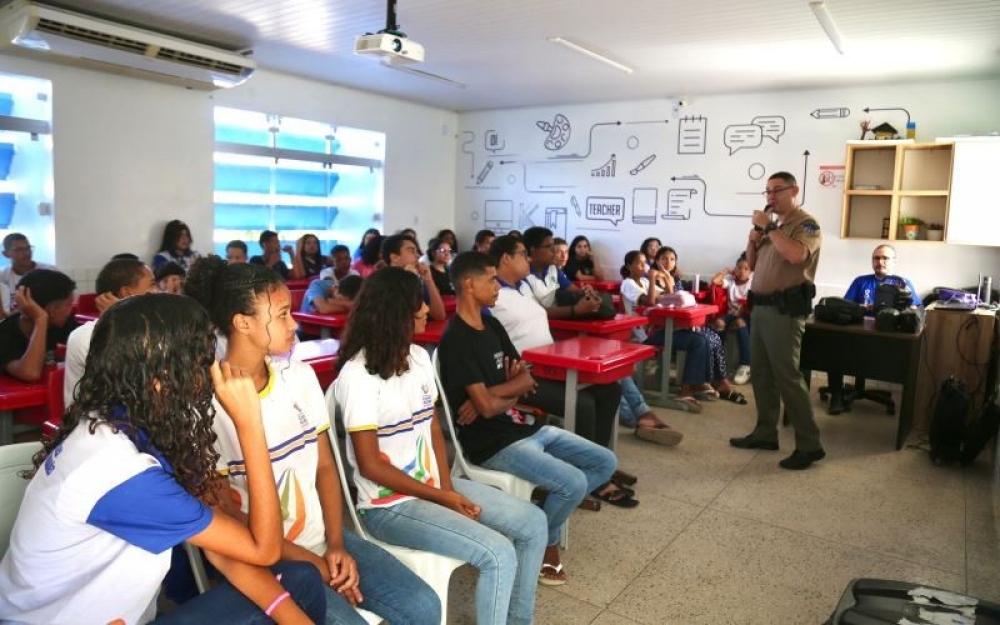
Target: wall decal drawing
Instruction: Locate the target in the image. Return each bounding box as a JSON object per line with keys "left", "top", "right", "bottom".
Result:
{"left": 476, "top": 160, "right": 494, "bottom": 185}
{"left": 591, "top": 154, "right": 616, "bottom": 177}
{"left": 800, "top": 150, "right": 810, "bottom": 205}
{"left": 571, "top": 195, "right": 582, "bottom": 217}
{"left": 629, "top": 154, "right": 656, "bottom": 175}
{"left": 748, "top": 162, "right": 766, "bottom": 180}
{"left": 632, "top": 188, "right": 658, "bottom": 225}
{"left": 584, "top": 196, "right": 625, "bottom": 229}
{"left": 545, "top": 207, "right": 567, "bottom": 239}
{"left": 519, "top": 203, "right": 540, "bottom": 230}
{"left": 460, "top": 131, "right": 475, "bottom": 179}
{"left": 484, "top": 200, "right": 514, "bottom": 233}
{"left": 549, "top": 120, "right": 669, "bottom": 161}
{"left": 506, "top": 174, "right": 516, "bottom": 185}
{"left": 485, "top": 130, "right": 507, "bottom": 153}
{"left": 677, "top": 115, "right": 708, "bottom": 154}
{"left": 810, "top": 107, "right": 850, "bottom": 119}
{"left": 536, "top": 114, "right": 572, "bottom": 150}
{"left": 863, "top": 106, "right": 911, "bottom": 126}
{"left": 671, "top": 174, "right": 743, "bottom": 218}
{"left": 626, "top": 135, "right": 640, "bottom": 150}
{"left": 499, "top": 160, "right": 567, "bottom": 194}
{"left": 723, "top": 115, "right": 786, "bottom": 155}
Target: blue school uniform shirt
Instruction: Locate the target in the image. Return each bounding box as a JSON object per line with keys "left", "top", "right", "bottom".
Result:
{"left": 844, "top": 274, "right": 922, "bottom": 313}
{"left": 0, "top": 419, "right": 212, "bottom": 624}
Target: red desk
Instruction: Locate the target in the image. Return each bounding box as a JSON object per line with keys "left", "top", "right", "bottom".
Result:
{"left": 548, "top": 314, "right": 647, "bottom": 341}
{"left": 575, "top": 280, "right": 621, "bottom": 293}
{"left": 413, "top": 319, "right": 448, "bottom": 346}
{"left": 292, "top": 311, "right": 349, "bottom": 339}
{"left": 75, "top": 313, "right": 99, "bottom": 324}
{"left": 1, "top": 375, "right": 48, "bottom": 445}
{"left": 441, "top": 295, "right": 457, "bottom": 315}
{"left": 521, "top": 337, "right": 654, "bottom": 438}
{"left": 639, "top": 304, "right": 717, "bottom": 411}
{"left": 285, "top": 278, "right": 313, "bottom": 290}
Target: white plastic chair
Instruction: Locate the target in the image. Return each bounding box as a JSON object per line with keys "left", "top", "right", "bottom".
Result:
{"left": 0, "top": 441, "right": 42, "bottom": 557}
{"left": 328, "top": 400, "right": 462, "bottom": 625}
{"left": 431, "top": 350, "right": 569, "bottom": 548}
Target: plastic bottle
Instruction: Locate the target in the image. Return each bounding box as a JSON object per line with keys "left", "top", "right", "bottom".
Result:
{"left": 906, "top": 122, "right": 917, "bottom": 140}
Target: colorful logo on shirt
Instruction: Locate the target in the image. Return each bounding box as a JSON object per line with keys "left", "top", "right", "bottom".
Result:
{"left": 277, "top": 468, "right": 306, "bottom": 542}
{"left": 371, "top": 435, "right": 437, "bottom": 505}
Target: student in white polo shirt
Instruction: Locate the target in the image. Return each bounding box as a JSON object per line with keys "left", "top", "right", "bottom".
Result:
{"left": 0, "top": 294, "right": 325, "bottom": 624}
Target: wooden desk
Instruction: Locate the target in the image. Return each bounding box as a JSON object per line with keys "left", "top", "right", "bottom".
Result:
{"left": 292, "top": 311, "right": 349, "bottom": 339}
{"left": 1, "top": 375, "right": 48, "bottom": 445}
{"left": 575, "top": 280, "right": 621, "bottom": 293}
{"left": 639, "top": 304, "right": 718, "bottom": 412}
{"left": 800, "top": 317, "right": 923, "bottom": 450}
{"left": 413, "top": 319, "right": 448, "bottom": 346}
{"left": 548, "top": 314, "right": 647, "bottom": 341}
{"left": 521, "top": 337, "right": 654, "bottom": 435}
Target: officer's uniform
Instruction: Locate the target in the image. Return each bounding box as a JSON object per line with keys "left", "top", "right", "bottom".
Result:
{"left": 749, "top": 207, "right": 823, "bottom": 452}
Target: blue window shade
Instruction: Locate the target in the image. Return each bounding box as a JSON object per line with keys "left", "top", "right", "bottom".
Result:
{"left": 215, "top": 164, "right": 340, "bottom": 197}
{"left": 275, "top": 206, "right": 340, "bottom": 230}
{"left": 215, "top": 125, "right": 270, "bottom": 147}
{"left": 215, "top": 204, "right": 271, "bottom": 230}
{"left": 0, "top": 143, "right": 14, "bottom": 180}
{"left": 275, "top": 133, "right": 331, "bottom": 153}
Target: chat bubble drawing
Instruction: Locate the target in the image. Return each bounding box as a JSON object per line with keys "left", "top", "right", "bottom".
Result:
{"left": 751, "top": 115, "right": 786, "bottom": 143}
{"left": 585, "top": 196, "right": 625, "bottom": 227}
{"left": 723, "top": 124, "right": 762, "bottom": 155}
{"left": 665, "top": 188, "right": 697, "bottom": 220}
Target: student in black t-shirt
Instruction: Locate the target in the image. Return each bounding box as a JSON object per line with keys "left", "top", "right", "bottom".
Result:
{"left": 0, "top": 269, "right": 78, "bottom": 382}
{"left": 438, "top": 251, "right": 620, "bottom": 586}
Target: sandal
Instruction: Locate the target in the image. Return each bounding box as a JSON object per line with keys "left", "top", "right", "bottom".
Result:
{"left": 612, "top": 469, "right": 637, "bottom": 486}
{"left": 591, "top": 483, "right": 639, "bottom": 508}
{"left": 610, "top": 479, "right": 635, "bottom": 498}
{"left": 539, "top": 563, "right": 567, "bottom": 586}
{"left": 674, "top": 396, "right": 703, "bottom": 413}
{"left": 635, "top": 423, "right": 684, "bottom": 446}
{"left": 720, "top": 390, "right": 748, "bottom": 405}
{"left": 695, "top": 388, "right": 720, "bottom": 401}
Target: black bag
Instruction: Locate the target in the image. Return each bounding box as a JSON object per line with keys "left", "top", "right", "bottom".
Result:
{"left": 554, "top": 288, "right": 617, "bottom": 320}
{"left": 929, "top": 377, "right": 969, "bottom": 465}
{"left": 814, "top": 297, "right": 864, "bottom": 325}
{"left": 961, "top": 399, "right": 1000, "bottom": 465}
{"left": 824, "top": 578, "right": 1000, "bottom": 625}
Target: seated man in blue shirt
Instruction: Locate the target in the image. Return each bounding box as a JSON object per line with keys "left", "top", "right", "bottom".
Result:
{"left": 828, "top": 244, "right": 922, "bottom": 414}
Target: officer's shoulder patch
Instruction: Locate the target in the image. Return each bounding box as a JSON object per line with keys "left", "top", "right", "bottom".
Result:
{"left": 801, "top": 219, "right": 820, "bottom": 234}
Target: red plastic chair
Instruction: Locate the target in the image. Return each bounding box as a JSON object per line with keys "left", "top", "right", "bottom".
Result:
{"left": 42, "top": 365, "right": 65, "bottom": 438}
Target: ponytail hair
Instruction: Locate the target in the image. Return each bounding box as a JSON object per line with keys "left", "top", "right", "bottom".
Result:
{"left": 620, "top": 250, "right": 641, "bottom": 279}
{"left": 184, "top": 254, "right": 284, "bottom": 337}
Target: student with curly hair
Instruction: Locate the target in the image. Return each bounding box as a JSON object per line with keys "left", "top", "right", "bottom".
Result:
{"left": 290, "top": 233, "right": 329, "bottom": 280}
{"left": 0, "top": 294, "right": 326, "bottom": 623}
{"left": 332, "top": 267, "right": 547, "bottom": 625}
{"left": 186, "top": 256, "right": 438, "bottom": 625}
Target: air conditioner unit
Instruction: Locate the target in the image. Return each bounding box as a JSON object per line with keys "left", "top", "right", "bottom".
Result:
{"left": 0, "top": 0, "right": 256, "bottom": 90}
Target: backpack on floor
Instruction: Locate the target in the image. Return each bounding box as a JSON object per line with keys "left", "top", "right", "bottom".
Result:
{"left": 961, "top": 398, "right": 1000, "bottom": 465}
{"left": 928, "top": 377, "right": 969, "bottom": 465}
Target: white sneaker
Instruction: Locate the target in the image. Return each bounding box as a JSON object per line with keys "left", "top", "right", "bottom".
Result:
{"left": 733, "top": 365, "right": 751, "bottom": 385}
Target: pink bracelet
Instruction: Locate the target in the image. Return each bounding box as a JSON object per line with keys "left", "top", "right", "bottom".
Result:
{"left": 264, "top": 591, "right": 290, "bottom": 617}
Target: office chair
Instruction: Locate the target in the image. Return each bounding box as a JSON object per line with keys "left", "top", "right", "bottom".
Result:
{"left": 819, "top": 378, "right": 895, "bottom": 415}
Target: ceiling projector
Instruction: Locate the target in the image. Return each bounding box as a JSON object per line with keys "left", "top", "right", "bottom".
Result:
{"left": 354, "top": 33, "right": 424, "bottom": 64}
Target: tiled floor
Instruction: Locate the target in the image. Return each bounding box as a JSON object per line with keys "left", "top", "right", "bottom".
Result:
{"left": 445, "top": 379, "right": 1000, "bottom": 624}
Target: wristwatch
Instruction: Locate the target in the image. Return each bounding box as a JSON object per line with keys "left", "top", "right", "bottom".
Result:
{"left": 764, "top": 222, "right": 778, "bottom": 234}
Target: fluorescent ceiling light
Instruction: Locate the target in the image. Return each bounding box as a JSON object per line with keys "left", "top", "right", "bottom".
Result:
{"left": 810, "top": 1, "right": 845, "bottom": 55}
{"left": 547, "top": 36, "right": 633, "bottom": 74}
{"left": 380, "top": 61, "right": 466, "bottom": 89}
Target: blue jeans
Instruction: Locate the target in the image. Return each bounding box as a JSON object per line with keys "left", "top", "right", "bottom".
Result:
{"left": 323, "top": 529, "right": 440, "bottom": 625}
{"left": 153, "top": 561, "right": 326, "bottom": 624}
{"left": 721, "top": 314, "right": 752, "bottom": 367}
{"left": 481, "top": 425, "right": 616, "bottom": 545}
{"left": 360, "top": 478, "right": 547, "bottom": 625}
{"left": 618, "top": 376, "right": 651, "bottom": 427}
{"left": 645, "top": 329, "right": 712, "bottom": 385}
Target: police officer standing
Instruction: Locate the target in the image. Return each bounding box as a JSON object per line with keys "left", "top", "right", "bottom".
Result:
{"left": 730, "top": 172, "right": 825, "bottom": 470}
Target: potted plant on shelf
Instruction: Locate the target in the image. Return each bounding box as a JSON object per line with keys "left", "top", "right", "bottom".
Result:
{"left": 898, "top": 216, "right": 925, "bottom": 240}
{"left": 926, "top": 223, "right": 944, "bottom": 241}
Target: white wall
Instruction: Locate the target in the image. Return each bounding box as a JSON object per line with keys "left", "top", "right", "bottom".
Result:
{"left": 0, "top": 54, "right": 458, "bottom": 290}
{"left": 456, "top": 78, "right": 1000, "bottom": 297}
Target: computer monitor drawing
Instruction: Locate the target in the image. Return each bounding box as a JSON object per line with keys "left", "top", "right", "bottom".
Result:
{"left": 484, "top": 200, "right": 514, "bottom": 232}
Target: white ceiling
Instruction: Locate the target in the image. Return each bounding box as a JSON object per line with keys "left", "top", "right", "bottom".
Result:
{"left": 43, "top": 0, "right": 1000, "bottom": 111}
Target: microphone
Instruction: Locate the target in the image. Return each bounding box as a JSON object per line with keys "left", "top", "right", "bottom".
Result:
{"left": 754, "top": 203, "right": 773, "bottom": 231}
